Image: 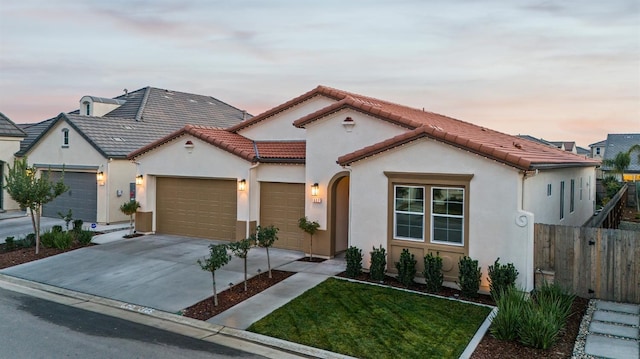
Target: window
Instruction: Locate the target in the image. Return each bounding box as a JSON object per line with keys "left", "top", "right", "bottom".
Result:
{"left": 431, "top": 187, "right": 464, "bottom": 245}
{"left": 61, "top": 128, "right": 69, "bottom": 147}
{"left": 596, "top": 147, "right": 601, "bottom": 155}
{"left": 579, "top": 178, "right": 583, "bottom": 201}
{"left": 394, "top": 186, "right": 424, "bottom": 241}
{"left": 570, "top": 179, "right": 575, "bottom": 213}
{"left": 83, "top": 102, "right": 90, "bottom": 115}
{"left": 560, "top": 181, "right": 565, "bottom": 220}
{"left": 547, "top": 183, "right": 552, "bottom": 197}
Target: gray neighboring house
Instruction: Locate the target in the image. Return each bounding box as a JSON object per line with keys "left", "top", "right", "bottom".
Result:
{"left": 589, "top": 139, "right": 607, "bottom": 160}
{"left": 518, "top": 135, "right": 590, "bottom": 156}
{"left": 0, "top": 113, "right": 27, "bottom": 212}
{"left": 15, "top": 87, "right": 251, "bottom": 223}
{"left": 600, "top": 133, "right": 640, "bottom": 182}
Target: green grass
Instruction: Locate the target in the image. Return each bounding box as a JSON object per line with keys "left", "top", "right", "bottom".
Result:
{"left": 247, "top": 278, "right": 492, "bottom": 358}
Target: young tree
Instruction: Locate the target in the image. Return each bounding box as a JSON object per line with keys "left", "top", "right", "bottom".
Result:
{"left": 3, "top": 158, "right": 68, "bottom": 254}
{"left": 298, "top": 217, "right": 320, "bottom": 260}
{"left": 253, "top": 225, "right": 279, "bottom": 278}
{"left": 119, "top": 200, "right": 141, "bottom": 236}
{"left": 229, "top": 238, "right": 254, "bottom": 291}
{"left": 197, "top": 244, "right": 231, "bottom": 306}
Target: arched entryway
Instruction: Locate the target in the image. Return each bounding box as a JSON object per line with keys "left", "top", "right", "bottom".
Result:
{"left": 330, "top": 173, "right": 350, "bottom": 256}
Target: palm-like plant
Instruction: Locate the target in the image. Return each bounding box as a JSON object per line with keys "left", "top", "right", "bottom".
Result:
{"left": 603, "top": 144, "right": 640, "bottom": 181}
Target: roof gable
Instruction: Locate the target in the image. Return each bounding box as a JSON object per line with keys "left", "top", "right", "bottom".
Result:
{"left": 0, "top": 112, "right": 26, "bottom": 138}
{"left": 129, "top": 125, "right": 305, "bottom": 163}
{"left": 601, "top": 133, "right": 640, "bottom": 172}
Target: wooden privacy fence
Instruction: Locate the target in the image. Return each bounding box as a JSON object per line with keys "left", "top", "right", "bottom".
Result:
{"left": 534, "top": 223, "right": 640, "bottom": 304}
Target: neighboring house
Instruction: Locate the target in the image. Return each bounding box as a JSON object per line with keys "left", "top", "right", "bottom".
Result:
{"left": 0, "top": 113, "right": 27, "bottom": 212}
{"left": 518, "top": 135, "right": 589, "bottom": 156}
{"left": 130, "top": 85, "right": 598, "bottom": 292}
{"left": 589, "top": 140, "right": 607, "bottom": 160}
{"left": 16, "top": 87, "right": 250, "bottom": 223}
{"left": 600, "top": 133, "right": 640, "bottom": 182}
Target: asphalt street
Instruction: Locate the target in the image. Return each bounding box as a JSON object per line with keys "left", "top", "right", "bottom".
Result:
{"left": 0, "top": 287, "right": 265, "bottom": 359}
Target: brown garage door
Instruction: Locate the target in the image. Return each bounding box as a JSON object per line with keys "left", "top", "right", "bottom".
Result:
{"left": 260, "top": 182, "right": 305, "bottom": 251}
{"left": 156, "top": 177, "right": 236, "bottom": 240}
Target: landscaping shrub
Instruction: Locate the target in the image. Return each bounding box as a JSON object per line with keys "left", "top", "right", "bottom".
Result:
{"left": 76, "top": 230, "right": 94, "bottom": 245}
{"left": 423, "top": 252, "right": 444, "bottom": 292}
{"left": 40, "top": 230, "right": 55, "bottom": 248}
{"left": 458, "top": 256, "right": 481, "bottom": 297}
{"left": 52, "top": 231, "right": 73, "bottom": 249}
{"left": 395, "top": 248, "right": 416, "bottom": 287}
{"left": 345, "top": 246, "right": 363, "bottom": 278}
{"left": 4, "top": 237, "right": 16, "bottom": 252}
{"left": 490, "top": 286, "right": 526, "bottom": 341}
{"left": 58, "top": 209, "right": 73, "bottom": 231}
{"left": 534, "top": 282, "right": 575, "bottom": 326}
{"left": 20, "top": 233, "right": 36, "bottom": 248}
{"left": 369, "top": 245, "right": 387, "bottom": 282}
{"left": 51, "top": 225, "right": 63, "bottom": 233}
{"left": 488, "top": 257, "right": 519, "bottom": 299}
{"left": 72, "top": 219, "right": 84, "bottom": 233}
{"left": 518, "top": 300, "right": 563, "bottom": 350}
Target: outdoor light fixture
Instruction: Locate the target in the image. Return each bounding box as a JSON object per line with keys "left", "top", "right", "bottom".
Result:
{"left": 311, "top": 183, "right": 319, "bottom": 196}
{"left": 96, "top": 171, "right": 104, "bottom": 182}
{"left": 136, "top": 175, "right": 143, "bottom": 185}
{"left": 238, "top": 179, "right": 246, "bottom": 191}
{"left": 342, "top": 116, "right": 355, "bottom": 132}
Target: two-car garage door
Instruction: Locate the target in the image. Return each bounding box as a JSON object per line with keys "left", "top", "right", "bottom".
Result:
{"left": 156, "top": 178, "right": 305, "bottom": 251}
{"left": 156, "top": 177, "right": 237, "bottom": 240}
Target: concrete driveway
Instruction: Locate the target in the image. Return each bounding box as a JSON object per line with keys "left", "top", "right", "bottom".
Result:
{"left": 0, "top": 234, "right": 303, "bottom": 313}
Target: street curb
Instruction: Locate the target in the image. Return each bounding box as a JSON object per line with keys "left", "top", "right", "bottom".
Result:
{"left": 0, "top": 274, "right": 351, "bottom": 359}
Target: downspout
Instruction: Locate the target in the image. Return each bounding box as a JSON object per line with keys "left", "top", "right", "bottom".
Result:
{"left": 106, "top": 159, "right": 111, "bottom": 225}
{"left": 519, "top": 168, "right": 538, "bottom": 292}
{"left": 342, "top": 165, "right": 353, "bottom": 247}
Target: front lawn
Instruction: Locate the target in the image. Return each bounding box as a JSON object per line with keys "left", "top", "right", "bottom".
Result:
{"left": 248, "top": 278, "right": 492, "bottom": 358}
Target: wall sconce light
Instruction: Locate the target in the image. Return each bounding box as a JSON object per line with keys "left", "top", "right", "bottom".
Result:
{"left": 96, "top": 171, "right": 104, "bottom": 182}
{"left": 135, "top": 175, "right": 143, "bottom": 185}
{"left": 238, "top": 179, "right": 246, "bottom": 191}
{"left": 184, "top": 140, "right": 194, "bottom": 153}
{"left": 311, "top": 183, "right": 319, "bottom": 196}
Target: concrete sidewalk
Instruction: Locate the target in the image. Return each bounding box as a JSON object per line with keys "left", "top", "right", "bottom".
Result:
{"left": 584, "top": 300, "right": 639, "bottom": 359}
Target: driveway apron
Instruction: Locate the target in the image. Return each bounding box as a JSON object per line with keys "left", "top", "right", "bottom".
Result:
{"left": 0, "top": 234, "right": 302, "bottom": 313}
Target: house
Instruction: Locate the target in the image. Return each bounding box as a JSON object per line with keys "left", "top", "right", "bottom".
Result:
{"left": 15, "top": 87, "right": 250, "bottom": 223}
{"left": 600, "top": 133, "right": 640, "bottom": 182}
{"left": 518, "top": 135, "right": 590, "bottom": 156}
{"left": 0, "top": 113, "right": 27, "bottom": 212}
{"left": 130, "top": 85, "right": 598, "bottom": 292}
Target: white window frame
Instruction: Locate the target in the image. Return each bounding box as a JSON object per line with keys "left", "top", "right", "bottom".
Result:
{"left": 393, "top": 185, "right": 425, "bottom": 242}
{"left": 61, "top": 128, "right": 69, "bottom": 147}
{"left": 430, "top": 187, "right": 465, "bottom": 247}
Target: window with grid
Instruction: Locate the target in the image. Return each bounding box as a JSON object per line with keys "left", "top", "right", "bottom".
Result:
{"left": 431, "top": 187, "right": 464, "bottom": 245}
{"left": 394, "top": 186, "right": 424, "bottom": 241}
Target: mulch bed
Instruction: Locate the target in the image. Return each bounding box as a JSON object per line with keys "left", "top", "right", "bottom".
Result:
{"left": 296, "top": 257, "right": 327, "bottom": 263}
{"left": 182, "top": 270, "right": 295, "bottom": 321}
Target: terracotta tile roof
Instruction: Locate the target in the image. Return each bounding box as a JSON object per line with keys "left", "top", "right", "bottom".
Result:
{"left": 337, "top": 125, "right": 599, "bottom": 170}
{"left": 128, "top": 125, "right": 305, "bottom": 163}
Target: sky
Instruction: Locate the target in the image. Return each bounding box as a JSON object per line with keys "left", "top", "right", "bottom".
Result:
{"left": 0, "top": 0, "right": 638, "bottom": 148}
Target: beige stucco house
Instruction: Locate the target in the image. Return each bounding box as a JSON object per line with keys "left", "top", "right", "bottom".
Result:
{"left": 0, "top": 113, "right": 27, "bottom": 212}
{"left": 16, "top": 87, "right": 249, "bottom": 223}
{"left": 130, "top": 86, "right": 598, "bottom": 292}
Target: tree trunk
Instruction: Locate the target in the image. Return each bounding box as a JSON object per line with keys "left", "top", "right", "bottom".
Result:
{"left": 243, "top": 258, "right": 248, "bottom": 292}
{"left": 29, "top": 208, "right": 39, "bottom": 255}
{"left": 129, "top": 214, "right": 134, "bottom": 236}
{"left": 309, "top": 235, "right": 313, "bottom": 260}
{"left": 266, "top": 247, "right": 272, "bottom": 278}
{"left": 211, "top": 272, "right": 218, "bottom": 306}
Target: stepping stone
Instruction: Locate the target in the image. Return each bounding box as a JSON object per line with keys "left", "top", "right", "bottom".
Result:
{"left": 585, "top": 334, "right": 639, "bottom": 359}
{"left": 598, "top": 301, "right": 640, "bottom": 315}
{"left": 593, "top": 311, "right": 640, "bottom": 326}
{"left": 590, "top": 321, "right": 639, "bottom": 340}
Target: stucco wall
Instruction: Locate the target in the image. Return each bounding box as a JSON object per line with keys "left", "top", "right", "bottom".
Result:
{"left": 238, "top": 95, "right": 335, "bottom": 141}
{"left": 347, "top": 138, "right": 536, "bottom": 291}
{"left": 523, "top": 166, "right": 596, "bottom": 226}
{"left": 0, "top": 137, "right": 23, "bottom": 211}
{"left": 134, "top": 135, "right": 252, "bottom": 231}
{"left": 305, "top": 109, "right": 408, "bottom": 228}
{"left": 103, "top": 159, "right": 136, "bottom": 224}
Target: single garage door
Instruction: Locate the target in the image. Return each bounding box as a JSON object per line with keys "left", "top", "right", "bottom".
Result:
{"left": 43, "top": 171, "right": 97, "bottom": 222}
{"left": 156, "top": 177, "right": 236, "bottom": 240}
{"left": 260, "top": 182, "right": 305, "bottom": 251}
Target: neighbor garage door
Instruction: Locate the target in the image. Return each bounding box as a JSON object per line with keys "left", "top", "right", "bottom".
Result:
{"left": 260, "top": 182, "right": 305, "bottom": 251}
{"left": 156, "top": 177, "right": 236, "bottom": 240}
{"left": 43, "top": 171, "right": 97, "bottom": 222}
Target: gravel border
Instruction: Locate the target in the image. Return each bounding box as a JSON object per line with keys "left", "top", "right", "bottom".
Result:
{"left": 572, "top": 299, "right": 597, "bottom": 359}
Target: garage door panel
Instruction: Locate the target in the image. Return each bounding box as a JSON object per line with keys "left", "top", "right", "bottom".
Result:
{"left": 260, "top": 182, "right": 305, "bottom": 251}
{"left": 43, "top": 171, "right": 97, "bottom": 222}
{"left": 156, "top": 178, "right": 236, "bottom": 240}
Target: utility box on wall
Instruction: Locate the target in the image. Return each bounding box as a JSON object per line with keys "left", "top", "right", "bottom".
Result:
{"left": 130, "top": 182, "right": 136, "bottom": 201}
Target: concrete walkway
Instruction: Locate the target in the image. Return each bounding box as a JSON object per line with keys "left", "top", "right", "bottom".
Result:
{"left": 585, "top": 300, "right": 639, "bottom": 359}
{"left": 208, "top": 258, "right": 346, "bottom": 329}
